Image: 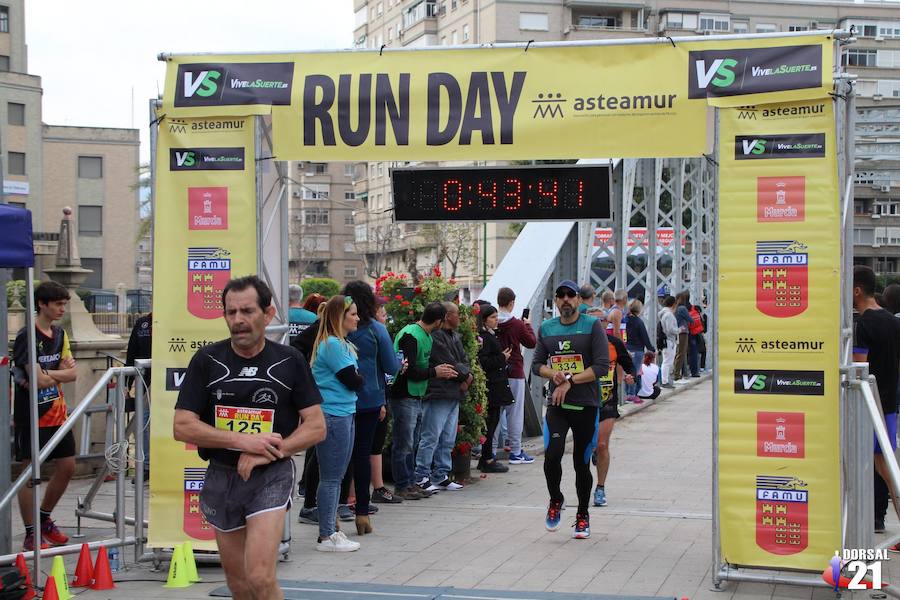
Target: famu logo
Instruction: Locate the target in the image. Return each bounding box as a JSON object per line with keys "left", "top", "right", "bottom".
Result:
{"left": 175, "top": 62, "right": 294, "bottom": 107}
{"left": 169, "top": 147, "right": 245, "bottom": 171}
{"left": 735, "top": 134, "right": 825, "bottom": 160}
{"left": 688, "top": 45, "right": 822, "bottom": 99}
{"left": 734, "top": 369, "right": 825, "bottom": 396}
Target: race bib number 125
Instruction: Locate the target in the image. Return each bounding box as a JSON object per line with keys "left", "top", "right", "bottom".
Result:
{"left": 215, "top": 405, "right": 275, "bottom": 434}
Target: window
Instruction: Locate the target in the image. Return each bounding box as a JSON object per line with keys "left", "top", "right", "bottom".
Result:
{"left": 463, "top": 24, "right": 469, "bottom": 41}
{"left": 451, "top": 30, "right": 458, "bottom": 45}
{"left": 578, "top": 15, "right": 618, "bottom": 28}
{"left": 355, "top": 224, "right": 367, "bottom": 242}
{"left": 846, "top": 49, "right": 877, "bottom": 67}
{"left": 520, "top": 12, "right": 549, "bottom": 31}
{"left": 388, "top": 26, "right": 393, "bottom": 41}
{"left": 0, "top": 6, "right": 8, "bottom": 33}
{"left": 732, "top": 21, "right": 749, "bottom": 34}
{"left": 344, "top": 266, "right": 358, "bottom": 278}
{"left": 344, "top": 191, "right": 355, "bottom": 201}
{"left": 344, "top": 163, "right": 355, "bottom": 177}
{"left": 78, "top": 206, "right": 103, "bottom": 236}
{"left": 7, "top": 151, "right": 24, "bottom": 175}
{"left": 756, "top": 23, "right": 777, "bottom": 33}
{"left": 78, "top": 156, "right": 103, "bottom": 179}
{"left": 664, "top": 12, "right": 697, "bottom": 30}
{"left": 788, "top": 25, "right": 809, "bottom": 32}
{"left": 304, "top": 208, "right": 329, "bottom": 225}
{"left": 307, "top": 261, "right": 328, "bottom": 276}
{"left": 863, "top": 24, "right": 878, "bottom": 38}
{"left": 302, "top": 183, "right": 329, "bottom": 199}
{"left": 377, "top": 2, "right": 383, "bottom": 16}
{"left": 354, "top": 5, "right": 368, "bottom": 28}
{"left": 879, "top": 25, "right": 900, "bottom": 39}
{"left": 0, "top": 55, "right": 8, "bottom": 72}
{"left": 81, "top": 258, "right": 103, "bottom": 289}
{"left": 7, "top": 102, "right": 24, "bottom": 126}
{"left": 878, "top": 50, "right": 900, "bottom": 68}
{"left": 877, "top": 80, "right": 900, "bottom": 98}
{"left": 305, "top": 162, "right": 327, "bottom": 175}
{"left": 344, "top": 242, "right": 355, "bottom": 252}
{"left": 344, "top": 214, "right": 354, "bottom": 225}
{"left": 451, "top": 0, "right": 457, "bottom": 9}
{"left": 403, "top": 1, "right": 437, "bottom": 28}
{"left": 441, "top": 36, "right": 447, "bottom": 45}
{"left": 378, "top": 163, "right": 384, "bottom": 177}
{"left": 854, "top": 228, "right": 874, "bottom": 244}
{"left": 699, "top": 14, "right": 729, "bottom": 32}
{"left": 9, "top": 201, "right": 24, "bottom": 210}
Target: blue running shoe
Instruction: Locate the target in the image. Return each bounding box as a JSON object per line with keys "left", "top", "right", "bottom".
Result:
{"left": 508, "top": 451, "right": 535, "bottom": 465}
{"left": 545, "top": 499, "right": 563, "bottom": 531}
{"left": 593, "top": 486, "right": 607, "bottom": 507}
{"left": 572, "top": 513, "right": 591, "bottom": 539}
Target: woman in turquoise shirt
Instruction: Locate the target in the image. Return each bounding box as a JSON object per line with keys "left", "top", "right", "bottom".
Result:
{"left": 311, "top": 295, "right": 362, "bottom": 552}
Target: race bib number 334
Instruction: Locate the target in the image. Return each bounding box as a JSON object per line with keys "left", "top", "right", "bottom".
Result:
{"left": 551, "top": 354, "right": 585, "bottom": 373}
{"left": 215, "top": 405, "right": 274, "bottom": 434}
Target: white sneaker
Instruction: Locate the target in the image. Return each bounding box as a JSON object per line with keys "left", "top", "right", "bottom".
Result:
{"left": 435, "top": 479, "right": 463, "bottom": 491}
{"left": 316, "top": 531, "right": 360, "bottom": 552}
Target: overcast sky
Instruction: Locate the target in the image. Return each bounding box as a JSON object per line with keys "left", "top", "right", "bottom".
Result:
{"left": 25, "top": 1, "right": 354, "bottom": 162}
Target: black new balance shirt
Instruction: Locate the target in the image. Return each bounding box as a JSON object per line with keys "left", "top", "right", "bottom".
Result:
{"left": 176, "top": 339, "right": 323, "bottom": 467}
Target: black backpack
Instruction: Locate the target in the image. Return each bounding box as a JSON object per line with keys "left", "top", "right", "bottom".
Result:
{"left": 656, "top": 319, "right": 667, "bottom": 350}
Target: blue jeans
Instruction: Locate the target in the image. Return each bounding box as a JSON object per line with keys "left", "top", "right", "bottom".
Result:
{"left": 316, "top": 413, "right": 355, "bottom": 538}
{"left": 688, "top": 335, "right": 700, "bottom": 377}
{"left": 390, "top": 397, "right": 422, "bottom": 490}
{"left": 626, "top": 350, "right": 644, "bottom": 396}
{"left": 415, "top": 398, "right": 459, "bottom": 484}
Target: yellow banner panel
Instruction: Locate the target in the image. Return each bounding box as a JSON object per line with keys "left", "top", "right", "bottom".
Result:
{"left": 148, "top": 115, "right": 257, "bottom": 550}
{"left": 717, "top": 98, "right": 840, "bottom": 571}
{"left": 160, "top": 36, "right": 832, "bottom": 160}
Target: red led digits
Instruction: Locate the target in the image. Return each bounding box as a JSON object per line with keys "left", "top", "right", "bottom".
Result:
{"left": 443, "top": 179, "right": 463, "bottom": 212}
{"left": 476, "top": 181, "right": 498, "bottom": 208}
{"left": 503, "top": 178, "right": 522, "bottom": 211}
{"left": 537, "top": 179, "right": 559, "bottom": 208}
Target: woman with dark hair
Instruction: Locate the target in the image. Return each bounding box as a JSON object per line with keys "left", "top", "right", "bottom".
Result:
{"left": 342, "top": 281, "right": 401, "bottom": 532}
{"left": 311, "top": 295, "right": 362, "bottom": 551}
{"left": 476, "top": 304, "right": 511, "bottom": 474}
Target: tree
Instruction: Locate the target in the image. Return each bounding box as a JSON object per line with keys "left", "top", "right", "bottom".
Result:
{"left": 362, "top": 223, "right": 397, "bottom": 279}
{"left": 436, "top": 223, "right": 477, "bottom": 279}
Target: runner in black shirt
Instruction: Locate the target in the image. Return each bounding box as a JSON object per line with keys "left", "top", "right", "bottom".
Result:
{"left": 175, "top": 276, "right": 325, "bottom": 600}
{"left": 852, "top": 265, "right": 900, "bottom": 533}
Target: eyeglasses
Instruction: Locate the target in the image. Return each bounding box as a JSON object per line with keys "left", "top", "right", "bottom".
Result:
{"left": 555, "top": 290, "right": 577, "bottom": 299}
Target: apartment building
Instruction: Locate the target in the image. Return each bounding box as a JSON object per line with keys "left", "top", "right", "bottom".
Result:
{"left": 288, "top": 161, "right": 366, "bottom": 286}
{"left": 352, "top": 0, "right": 900, "bottom": 288}
{"left": 0, "top": 0, "right": 140, "bottom": 289}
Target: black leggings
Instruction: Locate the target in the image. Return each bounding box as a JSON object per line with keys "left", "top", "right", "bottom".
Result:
{"left": 543, "top": 404, "right": 599, "bottom": 514}
{"left": 480, "top": 404, "right": 502, "bottom": 463}
{"left": 344, "top": 408, "right": 381, "bottom": 514}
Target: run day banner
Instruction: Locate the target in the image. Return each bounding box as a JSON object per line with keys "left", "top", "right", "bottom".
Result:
{"left": 159, "top": 35, "right": 832, "bottom": 160}
{"left": 149, "top": 115, "right": 256, "bottom": 550}
{"left": 717, "top": 99, "right": 840, "bottom": 571}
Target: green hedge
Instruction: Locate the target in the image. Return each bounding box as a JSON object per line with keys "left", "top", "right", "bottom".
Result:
{"left": 300, "top": 277, "right": 341, "bottom": 299}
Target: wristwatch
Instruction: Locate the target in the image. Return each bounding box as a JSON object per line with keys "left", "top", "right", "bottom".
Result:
{"left": 564, "top": 373, "right": 574, "bottom": 384}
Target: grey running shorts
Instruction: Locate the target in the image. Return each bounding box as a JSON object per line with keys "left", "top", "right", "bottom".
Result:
{"left": 200, "top": 458, "right": 295, "bottom": 532}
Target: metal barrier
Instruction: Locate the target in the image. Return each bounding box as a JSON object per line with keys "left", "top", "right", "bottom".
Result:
{"left": 0, "top": 365, "right": 147, "bottom": 575}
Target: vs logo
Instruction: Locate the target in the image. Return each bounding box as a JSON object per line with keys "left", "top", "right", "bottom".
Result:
{"left": 183, "top": 70, "right": 221, "bottom": 98}
{"left": 174, "top": 151, "right": 196, "bottom": 168}
{"left": 557, "top": 341, "right": 572, "bottom": 351}
{"left": 742, "top": 373, "right": 767, "bottom": 391}
{"left": 741, "top": 139, "right": 767, "bottom": 156}
{"left": 694, "top": 58, "right": 738, "bottom": 90}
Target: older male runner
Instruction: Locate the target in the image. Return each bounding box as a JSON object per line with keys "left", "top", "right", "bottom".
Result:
{"left": 175, "top": 275, "right": 325, "bottom": 600}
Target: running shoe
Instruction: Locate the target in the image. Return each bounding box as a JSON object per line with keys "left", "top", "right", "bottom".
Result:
{"left": 432, "top": 478, "right": 463, "bottom": 491}
{"left": 316, "top": 531, "right": 360, "bottom": 552}
{"left": 298, "top": 506, "right": 319, "bottom": 524}
{"left": 545, "top": 499, "right": 563, "bottom": 532}
{"left": 593, "top": 486, "right": 607, "bottom": 507}
{"left": 890, "top": 542, "right": 900, "bottom": 553}
{"left": 348, "top": 504, "right": 378, "bottom": 515}
{"left": 41, "top": 519, "right": 69, "bottom": 546}
{"left": 372, "top": 487, "right": 402, "bottom": 504}
{"left": 22, "top": 532, "right": 48, "bottom": 552}
{"left": 478, "top": 460, "right": 509, "bottom": 473}
{"left": 572, "top": 513, "right": 591, "bottom": 539}
{"left": 508, "top": 451, "right": 535, "bottom": 465}
{"left": 337, "top": 504, "right": 355, "bottom": 522}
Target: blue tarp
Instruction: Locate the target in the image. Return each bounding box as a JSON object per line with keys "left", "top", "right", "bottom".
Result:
{"left": 0, "top": 204, "right": 35, "bottom": 268}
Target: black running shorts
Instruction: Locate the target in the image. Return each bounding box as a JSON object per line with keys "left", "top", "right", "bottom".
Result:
{"left": 14, "top": 426, "right": 76, "bottom": 462}
{"left": 200, "top": 458, "right": 295, "bottom": 532}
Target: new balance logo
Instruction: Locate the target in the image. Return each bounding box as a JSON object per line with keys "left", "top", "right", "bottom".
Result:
{"left": 238, "top": 367, "right": 259, "bottom": 377}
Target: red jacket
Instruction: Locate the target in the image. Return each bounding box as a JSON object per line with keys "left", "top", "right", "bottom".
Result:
{"left": 497, "top": 313, "right": 537, "bottom": 379}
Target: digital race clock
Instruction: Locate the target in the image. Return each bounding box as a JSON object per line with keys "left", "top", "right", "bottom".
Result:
{"left": 391, "top": 164, "right": 611, "bottom": 222}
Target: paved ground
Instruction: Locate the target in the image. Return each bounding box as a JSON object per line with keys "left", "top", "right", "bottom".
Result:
{"left": 10, "top": 377, "right": 895, "bottom": 599}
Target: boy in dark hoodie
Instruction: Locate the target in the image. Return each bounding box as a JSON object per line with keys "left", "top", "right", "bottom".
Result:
{"left": 496, "top": 287, "right": 537, "bottom": 464}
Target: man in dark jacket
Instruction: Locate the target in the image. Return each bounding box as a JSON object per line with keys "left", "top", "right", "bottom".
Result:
{"left": 125, "top": 312, "right": 152, "bottom": 481}
{"left": 415, "top": 302, "right": 471, "bottom": 492}
{"left": 496, "top": 287, "right": 537, "bottom": 464}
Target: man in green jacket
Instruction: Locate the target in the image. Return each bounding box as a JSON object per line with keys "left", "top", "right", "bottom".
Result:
{"left": 391, "top": 302, "right": 457, "bottom": 500}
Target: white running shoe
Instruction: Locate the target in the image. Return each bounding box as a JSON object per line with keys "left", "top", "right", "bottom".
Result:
{"left": 316, "top": 531, "right": 360, "bottom": 552}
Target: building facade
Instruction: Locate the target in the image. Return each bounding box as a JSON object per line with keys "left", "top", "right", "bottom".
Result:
{"left": 352, "top": 0, "right": 900, "bottom": 290}
{"left": 288, "top": 160, "right": 366, "bottom": 286}
{"left": 0, "top": 0, "right": 140, "bottom": 289}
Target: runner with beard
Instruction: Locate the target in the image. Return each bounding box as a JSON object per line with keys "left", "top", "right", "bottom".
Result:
{"left": 532, "top": 280, "right": 609, "bottom": 539}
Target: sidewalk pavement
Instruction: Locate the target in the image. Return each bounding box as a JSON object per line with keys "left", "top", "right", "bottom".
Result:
{"left": 12, "top": 377, "right": 887, "bottom": 599}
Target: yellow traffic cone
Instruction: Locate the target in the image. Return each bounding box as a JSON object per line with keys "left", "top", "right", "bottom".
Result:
{"left": 182, "top": 541, "right": 201, "bottom": 583}
{"left": 163, "top": 545, "right": 191, "bottom": 588}
{"left": 49, "top": 556, "right": 73, "bottom": 600}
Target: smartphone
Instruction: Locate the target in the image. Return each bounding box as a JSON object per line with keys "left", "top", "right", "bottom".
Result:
{"left": 522, "top": 307, "right": 530, "bottom": 319}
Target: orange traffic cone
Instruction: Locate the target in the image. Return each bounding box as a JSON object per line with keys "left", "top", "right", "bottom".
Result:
{"left": 90, "top": 546, "right": 115, "bottom": 590}
{"left": 42, "top": 575, "right": 60, "bottom": 600}
{"left": 71, "top": 543, "right": 94, "bottom": 587}
{"left": 14, "top": 553, "right": 35, "bottom": 600}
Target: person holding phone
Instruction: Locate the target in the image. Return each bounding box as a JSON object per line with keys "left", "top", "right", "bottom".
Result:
{"left": 496, "top": 287, "right": 537, "bottom": 465}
